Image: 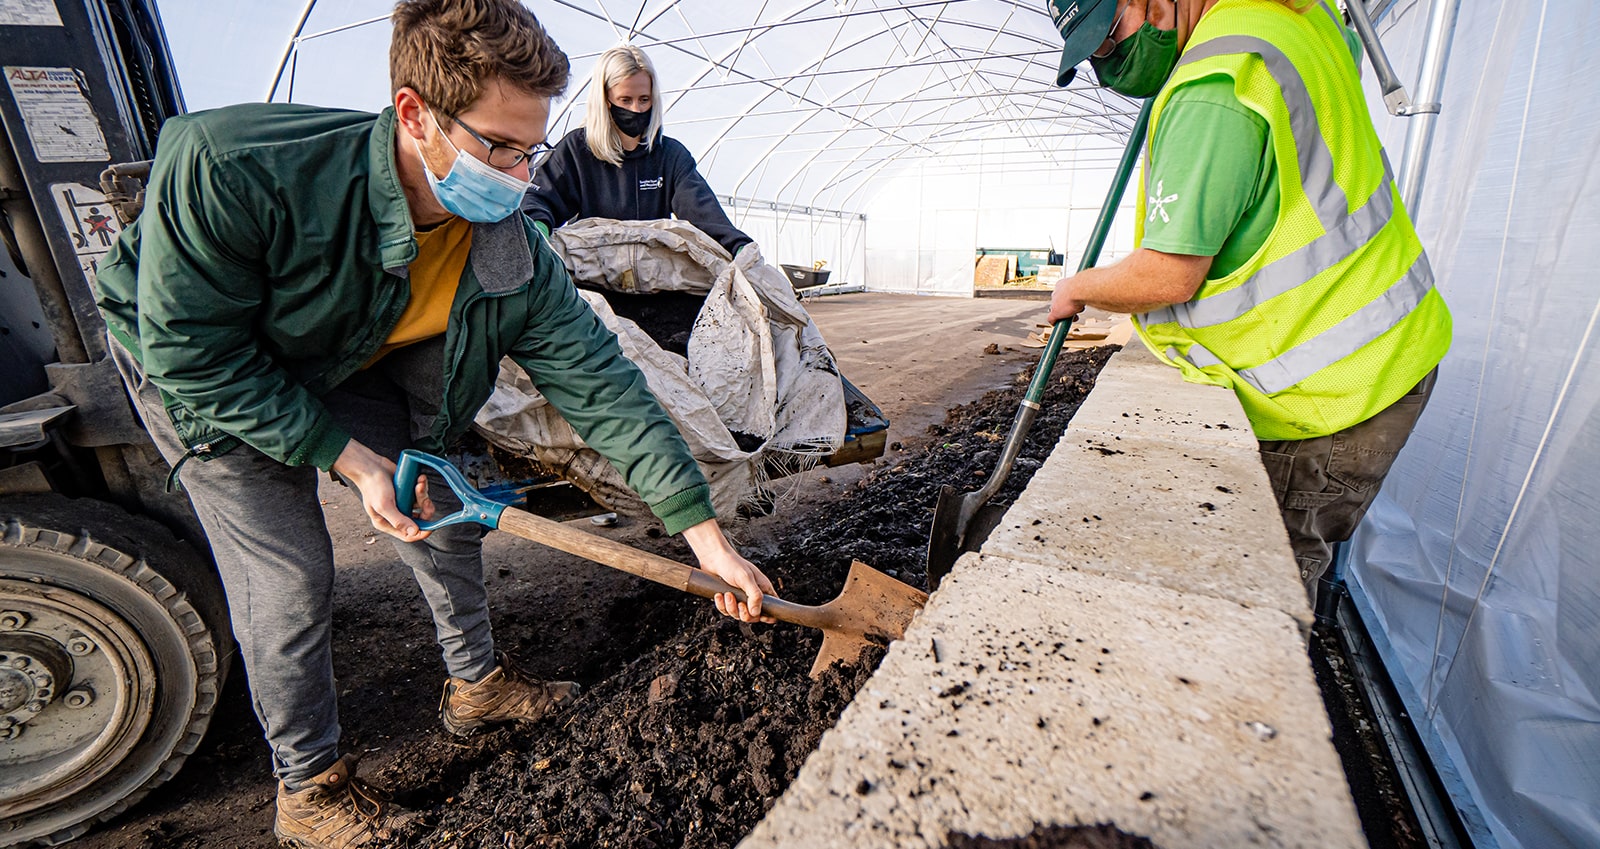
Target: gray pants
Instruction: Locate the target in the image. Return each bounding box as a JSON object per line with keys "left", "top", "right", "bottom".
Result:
{"left": 110, "top": 338, "right": 496, "bottom": 788}
{"left": 1259, "top": 368, "right": 1438, "bottom": 608}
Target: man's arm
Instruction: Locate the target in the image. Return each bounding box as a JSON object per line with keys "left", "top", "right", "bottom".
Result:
{"left": 1050, "top": 79, "right": 1270, "bottom": 324}
{"left": 1048, "top": 247, "right": 1212, "bottom": 322}
{"left": 131, "top": 117, "right": 352, "bottom": 471}
{"left": 509, "top": 234, "right": 774, "bottom": 620}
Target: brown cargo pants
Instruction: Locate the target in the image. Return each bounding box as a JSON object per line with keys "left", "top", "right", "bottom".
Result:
{"left": 1258, "top": 368, "right": 1438, "bottom": 609}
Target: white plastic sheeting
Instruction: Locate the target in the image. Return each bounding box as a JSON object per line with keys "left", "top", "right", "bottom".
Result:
{"left": 1349, "top": 1, "right": 1600, "bottom": 847}
{"left": 861, "top": 141, "right": 1138, "bottom": 295}
{"left": 474, "top": 219, "right": 845, "bottom": 519}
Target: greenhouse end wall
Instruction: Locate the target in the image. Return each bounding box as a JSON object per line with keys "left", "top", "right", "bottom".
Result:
{"left": 860, "top": 143, "right": 1138, "bottom": 296}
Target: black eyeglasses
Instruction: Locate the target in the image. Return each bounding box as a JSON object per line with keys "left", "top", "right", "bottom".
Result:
{"left": 448, "top": 113, "right": 553, "bottom": 170}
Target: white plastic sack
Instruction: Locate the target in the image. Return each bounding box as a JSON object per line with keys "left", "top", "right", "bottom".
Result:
{"left": 474, "top": 219, "right": 845, "bottom": 520}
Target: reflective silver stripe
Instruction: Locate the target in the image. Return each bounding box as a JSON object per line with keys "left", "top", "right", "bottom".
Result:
{"left": 1146, "top": 179, "right": 1395, "bottom": 329}
{"left": 1164, "top": 253, "right": 1435, "bottom": 395}
{"left": 1167, "top": 344, "right": 1224, "bottom": 369}
{"left": 1238, "top": 252, "right": 1434, "bottom": 394}
{"left": 1145, "top": 305, "right": 1177, "bottom": 325}
{"left": 1176, "top": 35, "right": 1348, "bottom": 231}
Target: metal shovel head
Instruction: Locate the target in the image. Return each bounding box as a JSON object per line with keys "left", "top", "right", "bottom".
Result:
{"left": 808, "top": 560, "right": 929, "bottom": 678}
{"left": 927, "top": 483, "right": 981, "bottom": 590}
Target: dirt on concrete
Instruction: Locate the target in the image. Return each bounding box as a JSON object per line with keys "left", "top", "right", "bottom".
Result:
{"left": 944, "top": 823, "right": 1160, "bottom": 849}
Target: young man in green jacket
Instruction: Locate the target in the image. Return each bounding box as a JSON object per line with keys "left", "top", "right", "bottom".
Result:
{"left": 1045, "top": 0, "right": 1451, "bottom": 610}
{"left": 96, "top": 1, "right": 774, "bottom": 845}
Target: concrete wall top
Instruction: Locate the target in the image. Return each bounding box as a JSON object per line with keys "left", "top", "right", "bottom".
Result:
{"left": 743, "top": 340, "right": 1364, "bottom": 849}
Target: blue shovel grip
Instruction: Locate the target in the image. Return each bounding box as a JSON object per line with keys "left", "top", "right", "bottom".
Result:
{"left": 393, "top": 449, "right": 507, "bottom": 532}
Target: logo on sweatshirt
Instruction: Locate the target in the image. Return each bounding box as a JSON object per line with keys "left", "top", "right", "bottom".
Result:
{"left": 638, "top": 177, "right": 664, "bottom": 191}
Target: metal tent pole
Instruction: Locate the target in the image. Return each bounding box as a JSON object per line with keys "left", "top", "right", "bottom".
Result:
{"left": 1397, "top": 0, "right": 1463, "bottom": 216}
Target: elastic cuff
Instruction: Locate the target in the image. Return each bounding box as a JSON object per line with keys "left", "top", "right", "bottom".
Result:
{"left": 651, "top": 483, "right": 716, "bottom": 536}
{"left": 290, "top": 416, "right": 352, "bottom": 471}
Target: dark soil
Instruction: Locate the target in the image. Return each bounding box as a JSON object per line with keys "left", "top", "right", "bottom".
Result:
{"left": 584, "top": 288, "right": 706, "bottom": 357}
{"left": 944, "top": 823, "right": 1160, "bottom": 849}
{"left": 790, "top": 345, "right": 1117, "bottom": 588}
{"left": 379, "top": 346, "right": 1121, "bottom": 848}
{"left": 1309, "top": 624, "right": 1427, "bottom": 849}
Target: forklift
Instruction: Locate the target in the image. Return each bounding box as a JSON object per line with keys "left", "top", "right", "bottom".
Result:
{"left": 1, "top": 2, "right": 232, "bottom": 845}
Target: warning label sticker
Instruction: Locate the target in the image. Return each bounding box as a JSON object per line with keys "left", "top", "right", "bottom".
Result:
{"left": 5, "top": 66, "right": 109, "bottom": 163}
{"left": 0, "top": 0, "right": 62, "bottom": 27}
{"left": 51, "top": 182, "right": 122, "bottom": 287}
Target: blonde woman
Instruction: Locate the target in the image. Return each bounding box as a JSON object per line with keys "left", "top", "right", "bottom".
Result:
{"left": 522, "top": 44, "right": 752, "bottom": 257}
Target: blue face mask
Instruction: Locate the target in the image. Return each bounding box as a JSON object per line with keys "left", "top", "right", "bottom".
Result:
{"left": 416, "top": 111, "right": 529, "bottom": 223}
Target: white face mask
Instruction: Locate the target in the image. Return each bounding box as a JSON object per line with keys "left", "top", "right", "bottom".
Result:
{"left": 415, "top": 110, "right": 530, "bottom": 223}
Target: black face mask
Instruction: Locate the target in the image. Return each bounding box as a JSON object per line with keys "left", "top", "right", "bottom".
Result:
{"left": 609, "top": 104, "right": 653, "bottom": 138}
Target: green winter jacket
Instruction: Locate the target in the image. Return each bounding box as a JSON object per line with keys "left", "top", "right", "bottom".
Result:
{"left": 97, "top": 103, "right": 715, "bottom": 534}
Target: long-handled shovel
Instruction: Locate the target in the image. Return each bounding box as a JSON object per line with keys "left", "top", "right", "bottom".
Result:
{"left": 395, "top": 449, "right": 927, "bottom": 678}
{"left": 926, "top": 99, "right": 1155, "bottom": 590}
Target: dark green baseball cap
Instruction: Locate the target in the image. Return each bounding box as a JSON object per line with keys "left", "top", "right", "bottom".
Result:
{"left": 1047, "top": 0, "right": 1120, "bottom": 87}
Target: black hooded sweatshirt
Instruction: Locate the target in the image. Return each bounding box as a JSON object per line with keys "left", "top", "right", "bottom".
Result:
{"left": 522, "top": 128, "right": 752, "bottom": 257}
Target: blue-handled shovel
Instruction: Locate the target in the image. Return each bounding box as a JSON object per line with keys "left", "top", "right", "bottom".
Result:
{"left": 394, "top": 450, "right": 927, "bottom": 677}
{"left": 926, "top": 98, "right": 1154, "bottom": 590}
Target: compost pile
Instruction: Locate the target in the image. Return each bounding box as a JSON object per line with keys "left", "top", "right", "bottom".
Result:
{"left": 391, "top": 346, "right": 1118, "bottom": 849}
{"left": 793, "top": 343, "right": 1117, "bottom": 590}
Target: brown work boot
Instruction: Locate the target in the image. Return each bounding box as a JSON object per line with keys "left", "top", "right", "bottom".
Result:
{"left": 439, "top": 651, "right": 579, "bottom": 737}
{"left": 273, "top": 754, "right": 392, "bottom": 849}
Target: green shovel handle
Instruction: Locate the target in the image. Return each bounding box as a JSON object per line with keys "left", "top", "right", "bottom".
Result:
{"left": 1024, "top": 97, "right": 1154, "bottom": 407}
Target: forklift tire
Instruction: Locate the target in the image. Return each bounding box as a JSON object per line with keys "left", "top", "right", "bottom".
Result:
{"left": 0, "top": 494, "right": 232, "bottom": 847}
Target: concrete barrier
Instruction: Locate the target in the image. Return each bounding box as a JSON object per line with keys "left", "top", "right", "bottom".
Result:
{"left": 742, "top": 342, "right": 1364, "bottom": 849}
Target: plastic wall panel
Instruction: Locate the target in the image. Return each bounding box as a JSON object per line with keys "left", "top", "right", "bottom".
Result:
{"left": 1349, "top": 2, "right": 1600, "bottom": 848}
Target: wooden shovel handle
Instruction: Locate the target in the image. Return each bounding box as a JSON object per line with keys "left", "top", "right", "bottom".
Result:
{"left": 496, "top": 508, "right": 823, "bottom": 627}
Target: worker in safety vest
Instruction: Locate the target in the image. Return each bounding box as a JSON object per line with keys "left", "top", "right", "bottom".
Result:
{"left": 1045, "top": 0, "right": 1451, "bottom": 609}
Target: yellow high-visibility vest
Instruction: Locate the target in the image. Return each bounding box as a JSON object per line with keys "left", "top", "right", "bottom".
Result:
{"left": 1133, "top": 0, "right": 1451, "bottom": 441}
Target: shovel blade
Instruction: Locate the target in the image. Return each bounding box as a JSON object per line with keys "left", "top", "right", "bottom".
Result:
{"left": 926, "top": 484, "right": 976, "bottom": 591}
{"left": 808, "top": 560, "right": 928, "bottom": 678}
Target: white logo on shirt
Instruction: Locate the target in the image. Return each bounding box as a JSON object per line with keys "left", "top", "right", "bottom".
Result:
{"left": 1148, "top": 179, "right": 1179, "bottom": 223}
{"left": 638, "top": 177, "right": 664, "bottom": 190}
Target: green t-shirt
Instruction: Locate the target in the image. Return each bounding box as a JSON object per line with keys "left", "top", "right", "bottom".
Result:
{"left": 1141, "top": 15, "right": 1362, "bottom": 279}
{"left": 1141, "top": 76, "right": 1276, "bottom": 279}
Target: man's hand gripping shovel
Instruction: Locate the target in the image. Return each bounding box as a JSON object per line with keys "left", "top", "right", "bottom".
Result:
{"left": 395, "top": 450, "right": 927, "bottom": 678}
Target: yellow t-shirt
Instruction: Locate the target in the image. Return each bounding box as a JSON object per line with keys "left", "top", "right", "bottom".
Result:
{"left": 367, "top": 216, "right": 472, "bottom": 365}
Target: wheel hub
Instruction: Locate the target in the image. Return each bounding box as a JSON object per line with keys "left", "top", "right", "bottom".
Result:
{"left": 0, "top": 580, "right": 151, "bottom": 820}
{"left": 0, "top": 633, "right": 75, "bottom": 731}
